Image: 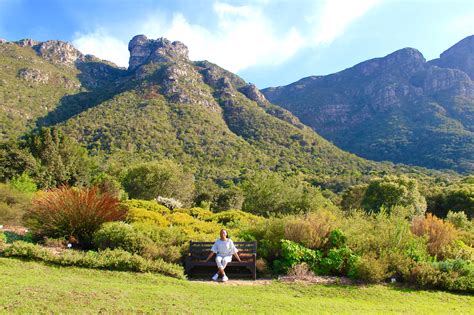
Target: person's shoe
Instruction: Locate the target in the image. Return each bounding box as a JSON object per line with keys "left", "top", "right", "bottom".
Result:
{"left": 222, "top": 275, "right": 229, "bottom": 282}
{"left": 212, "top": 273, "right": 219, "bottom": 281}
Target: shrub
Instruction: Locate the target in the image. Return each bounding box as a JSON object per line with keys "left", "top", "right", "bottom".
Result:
{"left": 0, "top": 183, "right": 33, "bottom": 225}
{"left": 362, "top": 175, "right": 426, "bottom": 216}
{"left": 343, "top": 208, "right": 427, "bottom": 258}
{"left": 409, "top": 260, "right": 473, "bottom": 292}
{"left": 428, "top": 184, "right": 474, "bottom": 219}
{"left": 156, "top": 196, "right": 183, "bottom": 210}
{"left": 442, "top": 240, "right": 474, "bottom": 261}
{"left": 284, "top": 210, "right": 338, "bottom": 250}
{"left": 239, "top": 217, "right": 285, "bottom": 264}
{"left": 174, "top": 207, "right": 213, "bottom": 220}
{"left": 122, "top": 160, "right": 194, "bottom": 203}
{"left": 446, "top": 211, "right": 471, "bottom": 230}
{"left": 327, "top": 229, "right": 347, "bottom": 250}
{"left": 208, "top": 209, "right": 263, "bottom": 228}
{"left": 122, "top": 199, "right": 170, "bottom": 215}
{"left": 22, "top": 127, "right": 93, "bottom": 189}
{"left": 349, "top": 254, "right": 389, "bottom": 283}
{"left": 9, "top": 173, "right": 37, "bottom": 193}
{"left": 140, "top": 242, "right": 182, "bottom": 263}
{"left": 92, "top": 173, "right": 127, "bottom": 200}
{"left": 278, "top": 239, "right": 322, "bottom": 273}
{"left": 2, "top": 241, "right": 185, "bottom": 279}
{"left": 2, "top": 241, "right": 53, "bottom": 260}
{"left": 411, "top": 214, "right": 458, "bottom": 258}
{"left": 318, "top": 247, "right": 357, "bottom": 276}
{"left": 213, "top": 187, "right": 244, "bottom": 211}
{"left": 241, "top": 171, "right": 336, "bottom": 216}
{"left": 25, "top": 186, "right": 126, "bottom": 246}
{"left": 127, "top": 208, "right": 169, "bottom": 227}
{"left": 340, "top": 184, "right": 367, "bottom": 211}
{"left": 0, "top": 231, "right": 6, "bottom": 250}
{"left": 93, "top": 222, "right": 149, "bottom": 253}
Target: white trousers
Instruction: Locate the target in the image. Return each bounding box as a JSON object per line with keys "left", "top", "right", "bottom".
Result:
{"left": 216, "top": 255, "right": 232, "bottom": 269}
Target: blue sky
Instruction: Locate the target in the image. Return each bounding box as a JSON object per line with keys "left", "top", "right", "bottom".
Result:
{"left": 0, "top": 0, "right": 473, "bottom": 88}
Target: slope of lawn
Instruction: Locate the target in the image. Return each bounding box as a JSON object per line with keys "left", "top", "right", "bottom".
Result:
{"left": 0, "top": 258, "right": 472, "bottom": 314}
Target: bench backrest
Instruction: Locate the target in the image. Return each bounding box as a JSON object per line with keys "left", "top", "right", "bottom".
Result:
{"left": 189, "top": 241, "right": 257, "bottom": 260}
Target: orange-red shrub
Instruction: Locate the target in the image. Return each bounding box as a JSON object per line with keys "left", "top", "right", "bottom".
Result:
{"left": 411, "top": 214, "right": 457, "bottom": 258}
{"left": 26, "top": 186, "right": 126, "bottom": 246}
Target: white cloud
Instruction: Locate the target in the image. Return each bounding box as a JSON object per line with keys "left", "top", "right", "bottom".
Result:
{"left": 72, "top": 0, "right": 380, "bottom": 72}
{"left": 309, "top": 0, "right": 381, "bottom": 45}
{"left": 73, "top": 30, "right": 129, "bottom": 67}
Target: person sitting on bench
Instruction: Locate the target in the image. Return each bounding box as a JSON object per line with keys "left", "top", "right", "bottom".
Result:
{"left": 205, "top": 229, "right": 241, "bottom": 281}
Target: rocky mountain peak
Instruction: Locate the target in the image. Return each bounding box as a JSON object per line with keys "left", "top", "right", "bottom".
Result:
{"left": 440, "top": 35, "right": 474, "bottom": 59}
{"left": 35, "top": 40, "right": 84, "bottom": 66}
{"left": 128, "top": 35, "right": 189, "bottom": 71}
{"left": 429, "top": 35, "right": 474, "bottom": 80}
{"left": 13, "top": 39, "right": 84, "bottom": 66}
{"left": 355, "top": 48, "right": 426, "bottom": 77}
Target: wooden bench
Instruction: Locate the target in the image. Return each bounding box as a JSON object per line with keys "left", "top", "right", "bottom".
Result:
{"left": 185, "top": 241, "right": 257, "bottom": 280}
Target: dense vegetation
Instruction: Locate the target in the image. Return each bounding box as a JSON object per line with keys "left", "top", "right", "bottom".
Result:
{"left": 0, "top": 165, "right": 472, "bottom": 291}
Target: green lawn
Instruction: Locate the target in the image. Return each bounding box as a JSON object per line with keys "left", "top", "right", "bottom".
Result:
{"left": 0, "top": 258, "right": 472, "bottom": 314}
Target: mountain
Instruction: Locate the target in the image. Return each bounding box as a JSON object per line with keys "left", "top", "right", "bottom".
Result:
{"left": 262, "top": 36, "right": 474, "bottom": 174}
{"left": 0, "top": 38, "right": 125, "bottom": 140}
{"left": 2, "top": 35, "right": 415, "bottom": 188}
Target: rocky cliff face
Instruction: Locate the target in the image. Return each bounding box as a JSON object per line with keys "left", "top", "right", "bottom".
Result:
{"left": 262, "top": 36, "right": 474, "bottom": 173}
{"left": 128, "top": 35, "right": 189, "bottom": 71}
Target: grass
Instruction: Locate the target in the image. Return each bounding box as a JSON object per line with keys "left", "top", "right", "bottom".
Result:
{"left": 0, "top": 258, "right": 472, "bottom": 314}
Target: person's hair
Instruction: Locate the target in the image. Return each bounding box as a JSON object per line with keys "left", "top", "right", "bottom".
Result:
{"left": 220, "top": 229, "right": 229, "bottom": 239}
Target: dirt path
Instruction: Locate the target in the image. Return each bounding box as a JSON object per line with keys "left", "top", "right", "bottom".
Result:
{"left": 189, "top": 275, "right": 355, "bottom": 286}
{"left": 189, "top": 278, "right": 273, "bottom": 285}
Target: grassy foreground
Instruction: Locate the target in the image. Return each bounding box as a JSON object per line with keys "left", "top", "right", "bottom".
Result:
{"left": 0, "top": 258, "right": 472, "bottom": 314}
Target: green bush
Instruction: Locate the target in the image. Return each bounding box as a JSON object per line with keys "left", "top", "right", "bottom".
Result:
{"left": 92, "top": 173, "right": 127, "bottom": 200}
{"left": 121, "top": 160, "right": 194, "bottom": 203}
{"left": 362, "top": 175, "right": 426, "bottom": 216}
{"left": 1, "top": 241, "right": 53, "bottom": 260}
{"left": 409, "top": 260, "right": 473, "bottom": 292}
{"left": 2, "top": 241, "right": 185, "bottom": 279}
{"left": 327, "top": 229, "right": 347, "bottom": 250}
{"left": 349, "top": 254, "right": 389, "bottom": 283}
{"left": 3, "top": 230, "right": 33, "bottom": 244}
{"left": 0, "top": 183, "right": 33, "bottom": 225}
{"left": 93, "top": 222, "right": 149, "bottom": 253}
{"left": 278, "top": 239, "right": 322, "bottom": 273}
{"left": 239, "top": 217, "right": 285, "bottom": 264}
{"left": 9, "top": 173, "right": 37, "bottom": 193}
{"left": 0, "top": 231, "right": 6, "bottom": 250}
{"left": 318, "top": 247, "right": 357, "bottom": 276}
{"left": 208, "top": 209, "right": 263, "bottom": 228}
{"left": 241, "top": 171, "right": 336, "bottom": 216}
{"left": 446, "top": 211, "right": 471, "bottom": 230}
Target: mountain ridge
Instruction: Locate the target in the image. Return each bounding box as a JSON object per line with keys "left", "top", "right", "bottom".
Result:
{"left": 3, "top": 35, "right": 432, "bottom": 191}
{"left": 262, "top": 35, "right": 474, "bottom": 173}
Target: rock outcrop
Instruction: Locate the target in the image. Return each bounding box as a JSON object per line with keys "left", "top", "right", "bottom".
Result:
{"left": 128, "top": 35, "right": 189, "bottom": 71}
